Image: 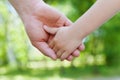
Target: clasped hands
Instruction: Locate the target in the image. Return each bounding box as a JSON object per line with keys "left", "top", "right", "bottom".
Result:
{"left": 11, "top": 0, "right": 85, "bottom": 61}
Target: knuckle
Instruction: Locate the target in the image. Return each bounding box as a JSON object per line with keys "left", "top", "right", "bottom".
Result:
{"left": 66, "top": 49, "right": 72, "bottom": 54}
{"left": 63, "top": 47, "right": 69, "bottom": 51}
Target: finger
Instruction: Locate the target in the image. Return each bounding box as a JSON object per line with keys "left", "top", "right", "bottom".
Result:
{"left": 48, "top": 35, "right": 54, "bottom": 43}
{"left": 66, "top": 49, "right": 80, "bottom": 61}
{"left": 53, "top": 46, "right": 59, "bottom": 53}
{"left": 61, "top": 51, "right": 71, "bottom": 61}
{"left": 44, "top": 25, "right": 59, "bottom": 35}
{"left": 49, "top": 40, "right": 55, "bottom": 49}
{"left": 56, "top": 15, "right": 68, "bottom": 27}
{"left": 66, "top": 55, "right": 74, "bottom": 61}
{"left": 60, "top": 15, "right": 72, "bottom": 26}
{"left": 33, "top": 42, "right": 57, "bottom": 60}
{"left": 57, "top": 49, "right": 64, "bottom": 58}
{"left": 78, "top": 43, "right": 85, "bottom": 51}
{"left": 72, "top": 49, "right": 80, "bottom": 57}
{"left": 64, "top": 18, "right": 72, "bottom": 26}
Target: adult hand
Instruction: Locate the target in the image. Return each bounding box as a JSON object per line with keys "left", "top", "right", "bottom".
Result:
{"left": 9, "top": 0, "right": 85, "bottom": 61}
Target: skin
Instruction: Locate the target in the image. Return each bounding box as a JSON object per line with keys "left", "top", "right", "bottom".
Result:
{"left": 8, "top": 0, "right": 85, "bottom": 61}
{"left": 44, "top": 0, "right": 120, "bottom": 60}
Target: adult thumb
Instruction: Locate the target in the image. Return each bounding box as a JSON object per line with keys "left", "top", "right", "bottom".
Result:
{"left": 44, "top": 26, "right": 59, "bottom": 35}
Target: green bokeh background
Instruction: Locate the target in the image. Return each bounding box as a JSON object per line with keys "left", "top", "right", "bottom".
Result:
{"left": 0, "top": 0, "right": 120, "bottom": 80}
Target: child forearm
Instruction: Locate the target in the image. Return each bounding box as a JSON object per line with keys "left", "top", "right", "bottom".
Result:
{"left": 71, "top": 0, "right": 120, "bottom": 39}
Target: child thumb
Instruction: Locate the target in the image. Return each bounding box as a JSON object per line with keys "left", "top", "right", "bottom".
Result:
{"left": 44, "top": 26, "right": 59, "bottom": 35}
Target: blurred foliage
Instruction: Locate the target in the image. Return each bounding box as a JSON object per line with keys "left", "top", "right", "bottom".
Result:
{"left": 0, "top": 0, "right": 120, "bottom": 79}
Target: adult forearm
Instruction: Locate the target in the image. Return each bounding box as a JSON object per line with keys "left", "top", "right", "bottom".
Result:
{"left": 8, "top": 0, "right": 44, "bottom": 19}
{"left": 72, "top": 0, "right": 120, "bottom": 39}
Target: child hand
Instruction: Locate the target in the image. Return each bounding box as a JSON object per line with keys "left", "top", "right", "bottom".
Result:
{"left": 44, "top": 26, "right": 83, "bottom": 61}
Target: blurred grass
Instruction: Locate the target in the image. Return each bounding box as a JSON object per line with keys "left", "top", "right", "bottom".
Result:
{"left": 0, "top": 66, "right": 120, "bottom": 80}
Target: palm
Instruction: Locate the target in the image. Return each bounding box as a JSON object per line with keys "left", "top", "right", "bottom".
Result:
{"left": 25, "top": 18, "right": 48, "bottom": 42}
